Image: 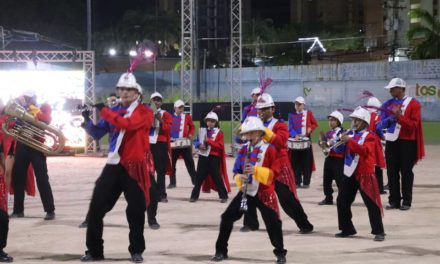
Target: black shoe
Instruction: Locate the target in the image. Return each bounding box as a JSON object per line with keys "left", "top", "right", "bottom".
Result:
{"left": 385, "top": 204, "right": 400, "bottom": 210}
{"left": 80, "top": 253, "right": 104, "bottom": 262}
{"left": 79, "top": 220, "right": 88, "bottom": 228}
{"left": 276, "top": 255, "right": 286, "bottom": 264}
{"left": 167, "top": 184, "right": 176, "bottom": 189}
{"left": 149, "top": 223, "right": 160, "bottom": 230}
{"left": 299, "top": 226, "right": 314, "bottom": 234}
{"left": 239, "top": 226, "right": 258, "bottom": 232}
{"left": 0, "top": 251, "right": 13, "bottom": 262}
{"left": 211, "top": 253, "right": 228, "bottom": 262}
{"left": 335, "top": 230, "right": 357, "bottom": 238}
{"left": 318, "top": 199, "right": 333, "bottom": 205}
{"left": 302, "top": 185, "right": 310, "bottom": 189}
{"left": 400, "top": 205, "right": 411, "bottom": 211}
{"left": 131, "top": 253, "right": 143, "bottom": 263}
{"left": 380, "top": 190, "right": 387, "bottom": 195}
{"left": 189, "top": 197, "right": 197, "bottom": 203}
{"left": 159, "top": 197, "right": 168, "bottom": 203}
{"left": 374, "top": 233, "right": 386, "bottom": 241}
{"left": 220, "top": 198, "right": 228, "bottom": 203}
{"left": 44, "top": 212, "right": 55, "bottom": 220}
{"left": 10, "top": 212, "right": 24, "bottom": 218}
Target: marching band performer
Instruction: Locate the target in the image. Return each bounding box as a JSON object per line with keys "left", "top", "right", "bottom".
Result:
{"left": 241, "top": 87, "right": 260, "bottom": 122}
{"left": 190, "top": 112, "right": 230, "bottom": 202}
{"left": 366, "top": 97, "right": 387, "bottom": 194}
{"left": 211, "top": 116, "right": 287, "bottom": 264}
{"left": 149, "top": 92, "right": 173, "bottom": 203}
{"left": 80, "top": 73, "right": 152, "bottom": 262}
{"left": 241, "top": 93, "right": 313, "bottom": 234}
{"left": 336, "top": 107, "right": 386, "bottom": 241}
{"left": 318, "top": 111, "right": 345, "bottom": 205}
{"left": 377, "top": 78, "right": 425, "bottom": 211}
{"left": 0, "top": 100, "right": 13, "bottom": 263}
{"left": 10, "top": 90, "right": 55, "bottom": 220}
{"left": 169, "top": 99, "right": 196, "bottom": 188}
{"left": 288, "top": 96, "right": 317, "bottom": 188}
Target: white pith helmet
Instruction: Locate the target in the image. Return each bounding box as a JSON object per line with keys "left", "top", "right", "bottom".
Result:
{"left": 328, "top": 110, "right": 344, "bottom": 125}
{"left": 204, "top": 111, "right": 218, "bottom": 121}
{"left": 384, "top": 78, "right": 406, "bottom": 89}
{"left": 349, "top": 106, "right": 371, "bottom": 125}
{"left": 256, "top": 93, "right": 275, "bottom": 109}
{"left": 116, "top": 73, "right": 137, "bottom": 88}
{"left": 251, "top": 87, "right": 261, "bottom": 95}
{"left": 240, "top": 116, "right": 266, "bottom": 134}
{"left": 174, "top": 99, "right": 185, "bottom": 108}
{"left": 150, "top": 92, "right": 163, "bottom": 100}
{"left": 294, "top": 96, "right": 306, "bottom": 105}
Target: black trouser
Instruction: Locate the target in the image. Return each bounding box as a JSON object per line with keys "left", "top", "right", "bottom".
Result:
{"left": 385, "top": 139, "right": 417, "bottom": 207}
{"left": 151, "top": 142, "right": 168, "bottom": 199}
{"left": 0, "top": 210, "right": 8, "bottom": 250}
{"left": 215, "top": 192, "right": 287, "bottom": 258}
{"left": 322, "top": 156, "right": 344, "bottom": 201}
{"left": 291, "top": 148, "right": 313, "bottom": 186}
{"left": 86, "top": 164, "right": 146, "bottom": 258}
{"left": 146, "top": 175, "right": 159, "bottom": 225}
{"left": 170, "top": 147, "right": 196, "bottom": 186}
{"left": 190, "top": 155, "right": 228, "bottom": 200}
{"left": 12, "top": 143, "right": 55, "bottom": 214}
{"left": 244, "top": 181, "right": 313, "bottom": 230}
{"left": 337, "top": 175, "right": 384, "bottom": 235}
{"left": 84, "top": 174, "right": 158, "bottom": 226}
{"left": 375, "top": 166, "right": 385, "bottom": 193}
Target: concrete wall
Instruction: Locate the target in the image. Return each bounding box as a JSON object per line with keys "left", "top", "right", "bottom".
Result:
{"left": 96, "top": 59, "right": 440, "bottom": 120}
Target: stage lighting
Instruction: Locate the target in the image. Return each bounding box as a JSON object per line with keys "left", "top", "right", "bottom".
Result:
{"left": 144, "top": 50, "right": 154, "bottom": 58}
{"left": 129, "top": 50, "right": 137, "bottom": 57}
{"left": 109, "top": 48, "right": 117, "bottom": 56}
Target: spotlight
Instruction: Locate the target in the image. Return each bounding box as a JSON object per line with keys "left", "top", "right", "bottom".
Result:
{"left": 109, "top": 48, "right": 117, "bottom": 56}
{"left": 144, "top": 50, "right": 154, "bottom": 58}
{"left": 129, "top": 50, "right": 137, "bottom": 57}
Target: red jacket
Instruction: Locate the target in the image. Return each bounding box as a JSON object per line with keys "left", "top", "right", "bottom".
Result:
{"left": 170, "top": 113, "right": 195, "bottom": 138}
{"left": 396, "top": 99, "right": 425, "bottom": 162}
{"left": 201, "top": 129, "right": 231, "bottom": 194}
{"left": 369, "top": 112, "right": 385, "bottom": 169}
{"left": 346, "top": 132, "right": 383, "bottom": 214}
{"left": 157, "top": 111, "right": 172, "bottom": 143}
{"left": 100, "top": 104, "right": 153, "bottom": 204}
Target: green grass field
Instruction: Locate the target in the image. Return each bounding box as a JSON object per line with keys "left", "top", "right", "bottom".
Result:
{"left": 98, "top": 121, "right": 440, "bottom": 146}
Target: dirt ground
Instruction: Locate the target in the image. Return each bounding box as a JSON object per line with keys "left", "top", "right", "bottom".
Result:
{"left": 5, "top": 145, "right": 440, "bottom": 264}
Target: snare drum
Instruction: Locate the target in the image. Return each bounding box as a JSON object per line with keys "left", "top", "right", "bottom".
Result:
{"left": 171, "top": 138, "right": 192, "bottom": 149}
{"left": 287, "top": 137, "right": 311, "bottom": 150}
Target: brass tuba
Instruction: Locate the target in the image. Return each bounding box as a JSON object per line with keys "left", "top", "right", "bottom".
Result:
{"left": 1, "top": 100, "right": 65, "bottom": 155}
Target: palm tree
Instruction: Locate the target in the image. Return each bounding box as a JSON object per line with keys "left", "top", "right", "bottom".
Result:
{"left": 407, "top": 8, "right": 440, "bottom": 59}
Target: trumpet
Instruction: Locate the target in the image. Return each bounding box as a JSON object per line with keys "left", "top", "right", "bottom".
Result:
{"left": 318, "top": 130, "right": 351, "bottom": 157}
{"left": 2, "top": 100, "right": 65, "bottom": 155}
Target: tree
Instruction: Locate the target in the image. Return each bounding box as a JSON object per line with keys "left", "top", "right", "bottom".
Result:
{"left": 407, "top": 8, "right": 440, "bottom": 59}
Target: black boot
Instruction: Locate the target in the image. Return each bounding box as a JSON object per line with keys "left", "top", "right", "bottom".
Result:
{"left": 0, "top": 251, "right": 13, "bottom": 263}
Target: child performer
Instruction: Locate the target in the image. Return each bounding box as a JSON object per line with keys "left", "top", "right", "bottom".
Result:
{"left": 288, "top": 96, "right": 318, "bottom": 188}
{"left": 318, "top": 111, "right": 345, "bottom": 205}
{"left": 189, "top": 112, "right": 230, "bottom": 202}
{"left": 169, "top": 99, "right": 197, "bottom": 188}
{"left": 336, "top": 107, "right": 386, "bottom": 241}
{"left": 211, "top": 116, "right": 287, "bottom": 264}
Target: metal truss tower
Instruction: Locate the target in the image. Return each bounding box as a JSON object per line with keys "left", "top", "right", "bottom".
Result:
{"left": 181, "top": 0, "right": 194, "bottom": 115}
{"left": 230, "top": 0, "right": 242, "bottom": 141}
{"left": 0, "top": 50, "right": 97, "bottom": 153}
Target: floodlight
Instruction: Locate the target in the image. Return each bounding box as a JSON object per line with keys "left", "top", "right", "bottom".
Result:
{"left": 129, "top": 50, "right": 137, "bottom": 57}
{"left": 109, "top": 48, "right": 117, "bottom": 56}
